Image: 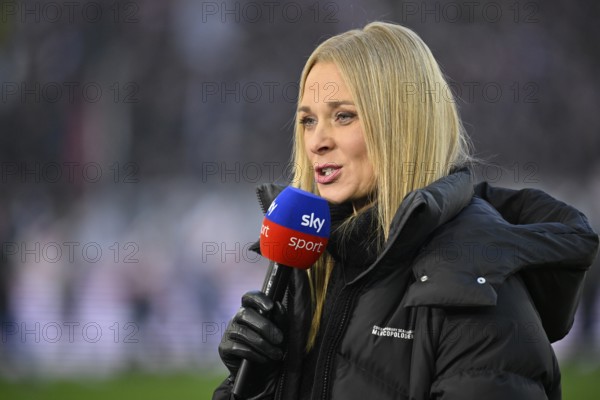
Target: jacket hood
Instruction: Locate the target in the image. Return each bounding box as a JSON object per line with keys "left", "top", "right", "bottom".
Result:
{"left": 401, "top": 180, "right": 599, "bottom": 342}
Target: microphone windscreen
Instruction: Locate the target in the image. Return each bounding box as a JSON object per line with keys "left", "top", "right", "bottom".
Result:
{"left": 260, "top": 187, "right": 330, "bottom": 269}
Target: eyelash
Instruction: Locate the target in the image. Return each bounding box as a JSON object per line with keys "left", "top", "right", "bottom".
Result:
{"left": 336, "top": 112, "right": 356, "bottom": 123}
{"left": 299, "top": 112, "right": 357, "bottom": 127}
{"left": 299, "top": 116, "right": 316, "bottom": 127}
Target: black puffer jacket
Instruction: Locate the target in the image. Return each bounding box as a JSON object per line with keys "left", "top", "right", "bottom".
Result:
{"left": 214, "top": 171, "right": 599, "bottom": 400}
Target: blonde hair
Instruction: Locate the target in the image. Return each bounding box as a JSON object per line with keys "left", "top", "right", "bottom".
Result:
{"left": 291, "top": 22, "right": 472, "bottom": 350}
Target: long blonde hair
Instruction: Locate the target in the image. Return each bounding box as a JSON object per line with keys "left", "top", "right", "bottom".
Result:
{"left": 291, "top": 22, "right": 472, "bottom": 350}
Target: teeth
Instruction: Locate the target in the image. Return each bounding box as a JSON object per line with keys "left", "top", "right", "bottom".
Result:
{"left": 322, "top": 168, "right": 334, "bottom": 176}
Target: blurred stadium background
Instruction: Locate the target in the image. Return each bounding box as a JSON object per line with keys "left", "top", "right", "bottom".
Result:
{"left": 0, "top": 0, "right": 599, "bottom": 398}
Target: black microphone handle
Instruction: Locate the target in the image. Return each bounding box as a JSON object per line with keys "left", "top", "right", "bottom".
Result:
{"left": 261, "top": 261, "right": 292, "bottom": 299}
{"left": 231, "top": 261, "right": 292, "bottom": 399}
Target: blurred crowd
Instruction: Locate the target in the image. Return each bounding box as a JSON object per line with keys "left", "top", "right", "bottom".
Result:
{"left": 0, "top": 0, "right": 599, "bottom": 378}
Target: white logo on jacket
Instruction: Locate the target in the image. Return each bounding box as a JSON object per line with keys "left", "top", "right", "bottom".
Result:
{"left": 371, "top": 325, "right": 414, "bottom": 340}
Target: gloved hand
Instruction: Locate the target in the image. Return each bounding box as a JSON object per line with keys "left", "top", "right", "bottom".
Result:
{"left": 218, "top": 290, "right": 287, "bottom": 379}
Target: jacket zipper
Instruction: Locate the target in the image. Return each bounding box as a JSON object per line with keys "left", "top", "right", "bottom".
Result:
{"left": 320, "top": 283, "right": 364, "bottom": 400}
{"left": 275, "top": 281, "right": 295, "bottom": 400}
{"left": 256, "top": 187, "right": 268, "bottom": 214}
{"left": 274, "top": 369, "right": 286, "bottom": 400}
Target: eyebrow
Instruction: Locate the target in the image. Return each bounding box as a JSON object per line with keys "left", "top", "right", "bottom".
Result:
{"left": 297, "top": 101, "right": 355, "bottom": 113}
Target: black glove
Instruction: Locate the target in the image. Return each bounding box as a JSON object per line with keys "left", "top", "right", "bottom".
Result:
{"left": 218, "top": 290, "right": 287, "bottom": 379}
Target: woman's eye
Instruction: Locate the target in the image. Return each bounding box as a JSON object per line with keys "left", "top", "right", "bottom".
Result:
{"left": 299, "top": 116, "right": 316, "bottom": 127}
{"left": 335, "top": 112, "right": 356, "bottom": 124}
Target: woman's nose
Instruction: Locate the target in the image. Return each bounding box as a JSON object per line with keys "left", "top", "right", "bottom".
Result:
{"left": 307, "top": 123, "right": 334, "bottom": 155}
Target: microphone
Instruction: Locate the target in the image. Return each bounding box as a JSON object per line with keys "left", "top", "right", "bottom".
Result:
{"left": 232, "top": 186, "right": 330, "bottom": 398}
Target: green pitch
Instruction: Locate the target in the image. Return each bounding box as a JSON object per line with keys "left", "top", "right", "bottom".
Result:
{"left": 0, "top": 364, "right": 598, "bottom": 399}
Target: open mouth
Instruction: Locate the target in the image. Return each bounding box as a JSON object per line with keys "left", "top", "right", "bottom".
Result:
{"left": 315, "top": 163, "right": 341, "bottom": 184}
{"left": 321, "top": 167, "right": 337, "bottom": 176}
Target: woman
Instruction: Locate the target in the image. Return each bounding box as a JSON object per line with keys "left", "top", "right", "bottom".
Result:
{"left": 213, "top": 22, "right": 598, "bottom": 400}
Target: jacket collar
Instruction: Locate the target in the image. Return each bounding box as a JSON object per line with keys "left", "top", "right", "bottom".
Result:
{"left": 346, "top": 170, "right": 474, "bottom": 284}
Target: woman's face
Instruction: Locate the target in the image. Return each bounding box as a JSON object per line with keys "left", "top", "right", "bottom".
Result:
{"left": 299, "top": 62, "right": 375, "bottom": 209}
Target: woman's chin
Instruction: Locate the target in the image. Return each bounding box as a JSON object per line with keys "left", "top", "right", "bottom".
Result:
{"left": 317, "top": 188, "right": 346, "bottom": 204}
